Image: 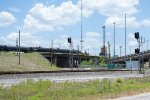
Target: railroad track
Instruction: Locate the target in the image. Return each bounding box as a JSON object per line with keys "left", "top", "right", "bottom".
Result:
{"left": 0, "top": 69, "right": 142, "bottom": 87}
{"left": 0, "top": 69, "right": 136, "bottom": 75}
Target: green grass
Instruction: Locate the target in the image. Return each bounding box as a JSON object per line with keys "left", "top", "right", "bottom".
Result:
{"left": 1, "top": 77, "right": 150, "bottom": 100}
{"left": 0, "top": 52, "right": 59, "bottom": 71}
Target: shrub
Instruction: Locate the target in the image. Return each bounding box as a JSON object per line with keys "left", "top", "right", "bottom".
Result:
{"left": 80, "top": 59, "right": 92, "bottom": 65}
{"left": 116, "top": 78, "right": 123, "bottom": 84}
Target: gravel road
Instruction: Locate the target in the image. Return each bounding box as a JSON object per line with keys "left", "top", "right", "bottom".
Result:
{"left": 115, "top": 93, "right": 150, "bottom": 100}
{"left": 0, "top": 71, "right": 143, "bottom": 87}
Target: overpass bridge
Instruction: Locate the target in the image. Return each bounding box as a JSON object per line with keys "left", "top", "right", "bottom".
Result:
{"left": 42, "top": 52, "right": 99, "bottom": 68}
{"left": 109, "top": 50, "right": 150, "bottom": 67}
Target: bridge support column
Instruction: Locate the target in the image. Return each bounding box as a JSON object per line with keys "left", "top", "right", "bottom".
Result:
{"left": 149, "top": 58, "right": 150, "bottom": 68}
{"left": 54, "top": 56, "right": 57, "bottom": 66}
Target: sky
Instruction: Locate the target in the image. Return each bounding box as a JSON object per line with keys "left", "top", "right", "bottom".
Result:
{"left": 0, "top": 0, "right": 150, "bottom": 56}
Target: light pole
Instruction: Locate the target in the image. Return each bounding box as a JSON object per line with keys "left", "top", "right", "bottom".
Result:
{"left": 51, "top": 40, "right": 53, "bottom": 66}
{"left": 130, "top": 46, "right": 131, "bottom": 54}
{"left": 119, "top": 46, "right": 122, "bottom": 57}
{"left": 16, "top": 38, "right": 18, "bottom": 56}
{"left": 108, "top": 41, "right": 111, "bottom": 60}
{"left": 77, "top": 45, "right": 80, "bottom": 67}
{"left": 147, "top": 40, "right": 149, "bottom": 50}
{"left": 113, "top": 22, "right": 116, "bottom": 57}
{"left": 102, "top": 25, "right": 106, "bottom": 56}
{"left": 80, "top": 0, "right": 83, "bottom": 51}
{"left": 18, "top": 30, "right": 20, "bottom": 64}
{"left": 125, "top": 14, "right": 127, "bottom": 56}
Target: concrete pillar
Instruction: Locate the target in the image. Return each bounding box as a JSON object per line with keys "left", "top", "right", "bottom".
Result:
{"left": 55, "top": 56, "right": 57, "bottom": 66}
{"left": 149, "top": 58, "right": 150, "bottom": 68}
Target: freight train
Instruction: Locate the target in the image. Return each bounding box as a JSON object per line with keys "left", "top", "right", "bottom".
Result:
{"left": 0, "top": 45, "right": 80, "bottom": 54}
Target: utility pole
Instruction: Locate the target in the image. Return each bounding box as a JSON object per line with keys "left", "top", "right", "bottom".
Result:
{"left": 51, "top": 40, "right": 53, "bottom": 66}
{"left": 119, "top": 46, "right": 122, "bottom": 57}
{"left": 108, "top": 41, "right": 111, "bottom": 60}
{"left": 77, "top": 45, "right": 80, "bottom": 68}
{"left": 59, "top": 43, "right": 60, "bottom": 49}
{"left": 135, "top": 32, "right": 145, "bottom": 73}
{"left": 130, "top": 46, "right": 131, "bottom": 54}
{"left": 125, "top": 14, "right": 127, "bottom": 56}
{"left": 113, "top": 22, "right": 116, "bottom": 57}
{"left": 147, "top": 40, "right": 149, "bottom": 51}
{"left": 16, "top": 38, "right": 18, "bottom": 56}
{"left": 80, "top": 0, "right": 83, "bottom": 52}
{"left": 68, "top": 37, "right": 73, "bottom": 68}
{"left": 102, "top": 25, "right": 106, "bottom": 56}
{"left": 18, "top": 30, "right": 20, "bottom": 64}
{"left": 71, "top": 40, "right": 73, "bottom": 69}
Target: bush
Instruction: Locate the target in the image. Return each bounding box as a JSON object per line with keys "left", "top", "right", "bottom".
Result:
{"left": 116, "top": 78, "right": 123, "bottom": 84}
{"left": 80, "top": 59, "right": 92, "bottom": 65}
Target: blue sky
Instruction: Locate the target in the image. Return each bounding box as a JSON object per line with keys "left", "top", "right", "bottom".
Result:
{"left": 0, "top": 0, "right": 150, "bottom": 56}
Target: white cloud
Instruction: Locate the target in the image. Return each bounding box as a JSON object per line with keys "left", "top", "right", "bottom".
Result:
{"left": 23, "top": 1, "right": 82, "bottom": 33}
{"left": 2, "top": 30, "right": 102, "bottom": 55}
{"left": 105, "top": 16, "right": 150, "bottom": 28}
{"left": 0, "top": 11, "right": 16, "bottom": 27}
{"left": 23, "top": 0, "right": 150, "bottom": 33}
{"left": 140, "top": 19, "right": 150, "bottom": 27}
{"left": 128, "top": 32, "right": 138, "bottom": 47}
{"left": 50, "top": 32, "right": 102, "bottom": 55}
{"left": 1, "top": 0, "right": 150, "bottom": 55}
{"left": 9, "top": 7, "right": 21, "bottom": 13}
{"left": 83, "top": 0, "right": 150, "bottom": 28}
{"left": 85, "top": 32, "right": 100, "bottom": 38}
{"left": 6, "top": 32, "right": 31, "bottom": 41}
{"left": 82, "top": 0, "right": 139, "bottom": 16}
{"left": 23, "top": 14, "right": 54, "bottom": 33}
{"left": 106, "top": 32, "right": 112, "bottom": 35}
{"left": 83, "top": 32, "right": 102, "bottom": 54}
{"left": 53, "top": 35, "right": 69, "bottom": 49}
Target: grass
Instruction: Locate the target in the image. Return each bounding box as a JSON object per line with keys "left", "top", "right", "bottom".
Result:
{"left": 0, "top": 52, "right": 59, "bottom": 71}
{"left": 1, "top": 77, "right": 150, "bottom": 100}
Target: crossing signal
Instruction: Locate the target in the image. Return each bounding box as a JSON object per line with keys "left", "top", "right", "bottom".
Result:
{"left": 68, "top": 37, "right": 71, "bottom": 44}
{"left": 135, "top": 48, "right": 139, "bottom": 54}
{"left": 135, "top": 32, "right": 139, "bottom": 40}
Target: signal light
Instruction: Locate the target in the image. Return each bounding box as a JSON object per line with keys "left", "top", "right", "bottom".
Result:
{"left": 135, "top": 48, "right": 139, "bottom": 54}
{"left": 135, "top": 32, "right": 139, "bottom": 40}
{"left": 68, "top": 37, "right": 71, "bottom": 44}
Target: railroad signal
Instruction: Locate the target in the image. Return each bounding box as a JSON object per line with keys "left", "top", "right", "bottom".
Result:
{"left": 135, "top": 48, "right": 139, "bottom": 54}
{"left": 135, "top": 32, "right": 139, "bottom": 40}
{"left": 68, "top": 37, "right": 72, "bottom": 44}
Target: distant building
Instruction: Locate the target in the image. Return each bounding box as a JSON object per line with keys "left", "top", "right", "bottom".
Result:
{"left": 99, "top": 46, "right": 107, "bottom": 56}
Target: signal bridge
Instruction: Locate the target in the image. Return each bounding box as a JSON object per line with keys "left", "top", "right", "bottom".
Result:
{"left": 110, "top": 50, "right": 150, "bottom": 68}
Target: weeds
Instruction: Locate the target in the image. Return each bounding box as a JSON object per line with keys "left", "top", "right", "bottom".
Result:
{"left": 0, "top": 52, "right": 59, "bottom": 71}
{"left": 1, "top": 77, "right": 150, "bottom": 100}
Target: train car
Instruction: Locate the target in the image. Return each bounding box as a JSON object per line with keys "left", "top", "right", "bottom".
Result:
{"left": 0, "top": 45, "right": 81, "bottom": 54}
